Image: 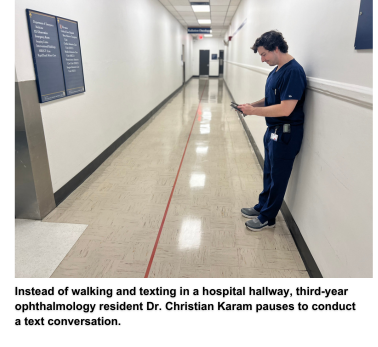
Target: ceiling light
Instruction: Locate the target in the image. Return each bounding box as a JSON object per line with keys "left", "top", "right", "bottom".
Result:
{"left": 198, "top": 19, "right": 211, "bottom": 24}
{"left": 192, "top": 5, "right": 210, "bottom": 12}
{"left": 204, "top": 34, "right": 212, "bottom": 37}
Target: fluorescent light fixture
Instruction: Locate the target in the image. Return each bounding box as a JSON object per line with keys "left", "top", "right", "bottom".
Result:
{"left": 192, "top": 5, "right": 210, "bottom": 12}
{"left": 204, "top": 34, "right": 212, "bottom": 37}
{"left": 198, "top": 19, "right": 211, "bottom": 24}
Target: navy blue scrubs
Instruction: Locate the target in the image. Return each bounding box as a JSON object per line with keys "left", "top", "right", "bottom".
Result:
{"left": 254, "top": 59, "right": 307, "bottom": 224}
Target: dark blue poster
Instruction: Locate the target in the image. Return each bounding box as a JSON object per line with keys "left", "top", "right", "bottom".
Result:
{"left": 56, "top": 17, "right": 85, "bottom": 96}
{"left": 26, "top": 9, "right": 66, "bottom": 103}
{"left": 354, "top": 0, "right": 372, "bottom": 49}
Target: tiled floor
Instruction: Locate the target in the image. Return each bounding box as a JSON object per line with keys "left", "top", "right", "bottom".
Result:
{"left": 46, "top": 78, "right": 309, "bottom": 278}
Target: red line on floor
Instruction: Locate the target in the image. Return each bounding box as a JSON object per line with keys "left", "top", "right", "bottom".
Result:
{"left": 144, "top": 80, "right": 208, "bottom": 278}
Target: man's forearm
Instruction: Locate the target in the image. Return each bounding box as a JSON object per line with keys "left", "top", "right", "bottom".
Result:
{"left": 250, "top": 104, "right": 288, "bottom": 118}
{"left": 250, "top": 98, "right": 265, "bottom": 107}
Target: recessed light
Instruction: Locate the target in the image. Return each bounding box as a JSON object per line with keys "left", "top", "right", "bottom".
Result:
{"left": 204, "top": 34, "right": 212, "bottom": 37}
{"left": 191, "top": 5, "right": 210, "bottom": 12}
{"left": 198, "top": 19, "right": 211, "bottom": 24}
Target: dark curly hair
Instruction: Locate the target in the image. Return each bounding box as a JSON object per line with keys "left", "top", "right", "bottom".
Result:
{"left": 251, "top": 30, "right": 289, "bottom": 53}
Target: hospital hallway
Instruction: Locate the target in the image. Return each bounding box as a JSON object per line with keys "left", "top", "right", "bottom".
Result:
{"left": 42, "top": 78, "right": 308, "bottom": 278}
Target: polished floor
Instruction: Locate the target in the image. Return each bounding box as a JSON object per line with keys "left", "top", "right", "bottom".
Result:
{"left": 45, "top": 78, "right": 309, "bottom": 278}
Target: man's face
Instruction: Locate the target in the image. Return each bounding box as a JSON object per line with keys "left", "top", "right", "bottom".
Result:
{"left": 257, "top": 46, "right": 278, "bottom": 66}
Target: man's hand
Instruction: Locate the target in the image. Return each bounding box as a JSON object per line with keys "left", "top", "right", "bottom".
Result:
{"left": 238, "top": 100, "right": 298, "bottom": 118}
{"left": 237, "top": 104, "right": 256, "bottom": 115}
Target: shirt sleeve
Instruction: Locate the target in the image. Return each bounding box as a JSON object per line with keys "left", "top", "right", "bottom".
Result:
{"left": 280, "top": 69, "right": 306, "bottom": 101}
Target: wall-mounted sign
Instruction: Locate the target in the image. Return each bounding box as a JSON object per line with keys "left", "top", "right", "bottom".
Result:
{"left": 57, "top": 17, "right": 85, "bottom": 96}
{"left": 212, "top": 54, "right": 217, "bottom": 60}
{"left": 26, "top": 9, "right": 85, "bottom": 103}
{"left": 26, "top": 9, "right": 66, "bottom": 103}
{"left": 354, "top": 0, "right": 372, "bottom": 49}
{"left": 188, "top": 27, "right": 211, "bottom": 34}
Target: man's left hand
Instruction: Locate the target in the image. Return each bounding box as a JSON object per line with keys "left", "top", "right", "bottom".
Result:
{"left": 237, "top": 104, "right": 256, "bottom": 115}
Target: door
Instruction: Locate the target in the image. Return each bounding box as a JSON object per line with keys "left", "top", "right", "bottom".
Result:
{"left": 182, "top": 44, "right": 185, "bottom": 85}
{"left": 219, "top": 50, "right": 224, "bottom": 75}
{"left": 199, "top": 50, "right": 210, "bottom": 76}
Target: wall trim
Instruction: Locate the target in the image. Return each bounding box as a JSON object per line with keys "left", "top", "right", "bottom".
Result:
{"left": 225, "top": 60, "right": 372, "bottom": 107}
{"left": 224, "top": 79, "right": 323, "bottom": 278}
{"left": 54, "top": 76, "right": 194, "bottom": 206}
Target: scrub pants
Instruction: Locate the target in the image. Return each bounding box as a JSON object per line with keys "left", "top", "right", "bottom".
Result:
{"left": 254, "top": 124, "right": 303, "bottom": 224}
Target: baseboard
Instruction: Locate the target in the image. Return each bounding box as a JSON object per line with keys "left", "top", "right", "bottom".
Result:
{"left": 54, "top": 76, "right": 194, "bottom": 206}
{"left": 224, "top": 80, "right": 322, "bottom": 278}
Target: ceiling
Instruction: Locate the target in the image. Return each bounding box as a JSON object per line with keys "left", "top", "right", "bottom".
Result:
{"left": 158, "top": 0, "right": 241, "bottom": 38}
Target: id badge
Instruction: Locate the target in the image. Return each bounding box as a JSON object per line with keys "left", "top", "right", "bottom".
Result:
{"left": 271, "top": 133, "right": 278, "bottom": 141}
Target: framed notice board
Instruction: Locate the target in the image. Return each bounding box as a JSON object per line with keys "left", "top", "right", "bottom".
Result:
{"left": 26, "top": 9, "right": 85, "bottom": 103}
{"left": 56, "top": 17, "right": 85, "bottom": 96}
{"left": 354, "top": 0, "right": 372, "bottom": 49}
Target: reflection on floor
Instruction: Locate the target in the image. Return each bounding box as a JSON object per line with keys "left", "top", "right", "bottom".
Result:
{"left": 15, "top": 219, "right": 87, "bottom": 278}
{"left": 43, "top": 78, "right": 309, "bottom": 278}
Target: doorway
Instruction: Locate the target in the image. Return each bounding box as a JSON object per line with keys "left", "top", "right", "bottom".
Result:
{"left": 199, "top": 50, "right": 210, "bottom": 76}
{"left": 219, "top": 50, "right": 224, "bottom": 76}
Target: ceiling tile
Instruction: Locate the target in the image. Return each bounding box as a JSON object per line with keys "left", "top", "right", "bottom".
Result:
{"left": 211, "top": 12, "right": 227, "bottom": 17}
{"left": 180, "top": 13, "right": 197, "bottom": 17}
{"left": 174, "top": 6, "right": 193, "bottom": 11}
{"left": 230, "top": 0, "right": 240, "bottom": 4}
{"left": 169, "top": 0, "right": 191, "bottom": 5}
{"left": 159, "top": 0, "right": 171, "bottom": 5}
{"left": 212, "top": 19, "right": 225, "bottom": 24}
{"left": 228, "top": 6, "right": 238, "bottom": 11}
{"left": 211, "top": 5, "right": 229, "bottom": 12}
{"left": 209, "top": 0, "right": 230, "bottom": 5}
{"left": 196, "top": 13, "right": 211, "bottom": 18}
{"left": 181, "top": 16, "right": 198, "bottom": 20}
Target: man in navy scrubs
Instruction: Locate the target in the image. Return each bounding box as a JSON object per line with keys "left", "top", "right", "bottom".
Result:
{"left": 238, "top": 30, "right": 306, "bottom": 231}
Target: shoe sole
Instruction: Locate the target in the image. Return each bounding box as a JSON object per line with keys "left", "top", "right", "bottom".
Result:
{"left": 241, "top": 213, "right": 259, "bottom": 219}
{"left": 246, "top": 224, "right": 275, "bottom": 232}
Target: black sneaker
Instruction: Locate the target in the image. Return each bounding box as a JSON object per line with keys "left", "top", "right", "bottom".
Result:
{"left": 241, "top": 207, "right": 260, "bottom": 219}
{"left": 245, "top": 218, "right": 275, "bottom": 231}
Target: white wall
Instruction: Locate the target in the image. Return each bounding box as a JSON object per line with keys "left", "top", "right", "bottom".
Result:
{"left": 224, "top": 0, "right": 372, "bottom": 278}
{"left": 15, "top": 0, "right": 193, "bottom": 191}
{"left": 192, "top": 37, "right": 224, "bottom": 76}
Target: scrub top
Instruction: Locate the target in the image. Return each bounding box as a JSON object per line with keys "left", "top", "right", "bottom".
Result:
{"left": 264, "top": 59, "right": 307, "bottom": 127}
